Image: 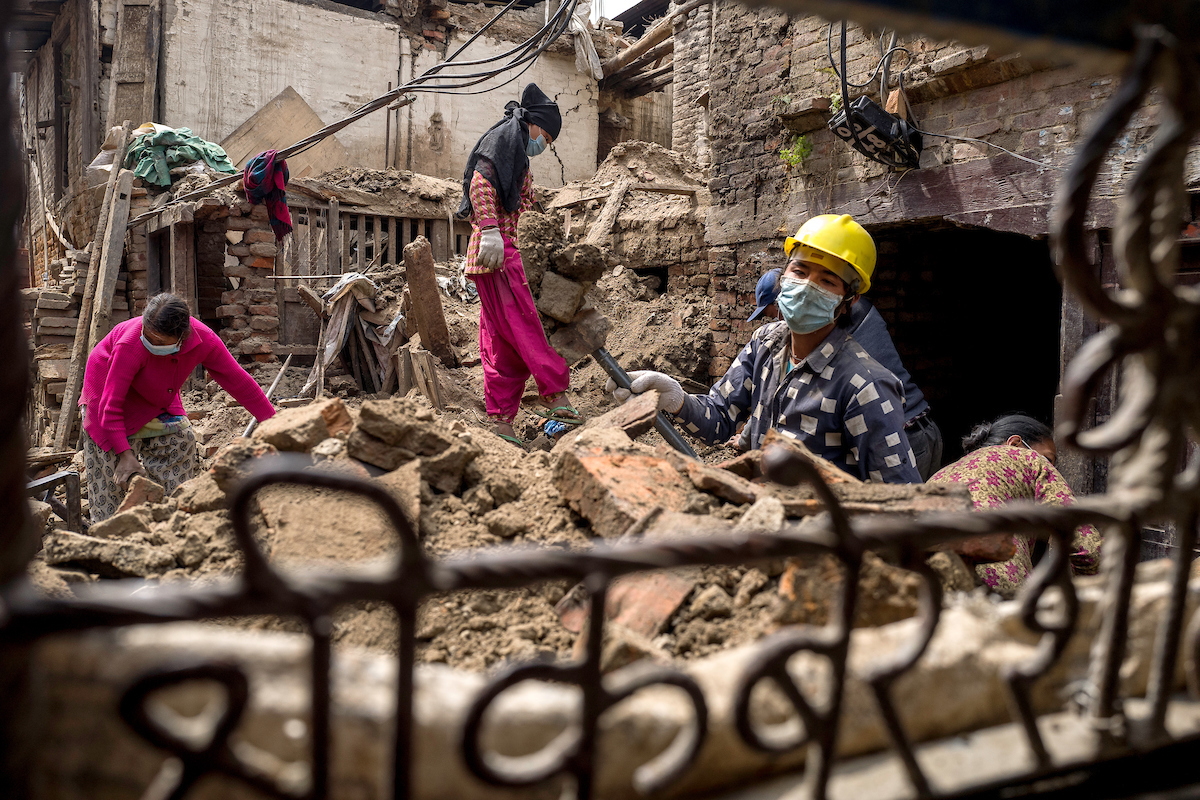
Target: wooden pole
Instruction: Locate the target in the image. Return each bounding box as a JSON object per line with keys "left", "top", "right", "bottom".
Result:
{"left": 86, "top": 168, "right": 136, "bottom": 349}
{"left": 402, "top": 236, "right": 455, "bottom": 368}
{"left": 584, "top": 179, "right": 631, "bottom": 249}
{"left": 599, "top": 0, "right": 707, "bottom": 75}
{"left": 602, "top": 38, "right": 673, "bottom": 86}
{"left": 54, "top": 123, "right": 131, "bottom": 450}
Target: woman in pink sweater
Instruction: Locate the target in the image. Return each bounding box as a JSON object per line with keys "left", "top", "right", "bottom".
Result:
{"left": 80, "top": 293, "right": 276, "bottom": 522}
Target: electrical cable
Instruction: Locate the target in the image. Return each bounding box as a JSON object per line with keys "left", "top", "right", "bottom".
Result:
{"left": 827, "top": 22, "right": 911, "bottom": 92}
{"left": 907, "top": 126, "right": 1059, "bottom": 169}
{"left": 127, "top": 0, "right": 580, "bottom": 227}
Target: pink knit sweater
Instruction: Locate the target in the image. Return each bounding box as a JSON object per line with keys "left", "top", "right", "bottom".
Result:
{"left": 81, "top": 317, "right": 275, "bottom": 453}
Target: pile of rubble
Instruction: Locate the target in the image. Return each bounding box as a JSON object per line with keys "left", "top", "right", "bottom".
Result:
{"left": 28, "top": 389, "right": 976, "bottom": 673}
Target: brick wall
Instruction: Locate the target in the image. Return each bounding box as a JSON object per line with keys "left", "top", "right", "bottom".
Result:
{"left": 216, "top": 202, "right": 280, "bottom": 362}
{"left": 683, "top": 4, "right": 1168, "bottom": 379}
{"left": 671, "top": 0, "right": 712, "bottom": 166}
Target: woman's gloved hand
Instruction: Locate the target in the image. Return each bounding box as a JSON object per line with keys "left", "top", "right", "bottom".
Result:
{"left": 478, "top": 227, "right": 504, "bottom": 270}
{"left": 114, "top": 449, "right": 147, "bottom": 488}
{"left": 603, "top": 370, "right": 685, "bottom": 414}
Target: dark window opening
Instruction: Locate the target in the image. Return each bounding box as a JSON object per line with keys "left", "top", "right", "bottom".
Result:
{"left": 633, "top": 264, "right": 668, "bottom": 296}
{"left": 870, "top": 225, "right": 1062, "bottom": 466}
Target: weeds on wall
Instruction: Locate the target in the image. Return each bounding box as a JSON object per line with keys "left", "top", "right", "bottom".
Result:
{"left": 779, "top": 134, "right": 813, "bottom": 169}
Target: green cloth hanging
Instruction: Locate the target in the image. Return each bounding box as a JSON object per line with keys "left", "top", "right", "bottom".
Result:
{"left": 123, "top": 125, "right": 238, "bottom": 187}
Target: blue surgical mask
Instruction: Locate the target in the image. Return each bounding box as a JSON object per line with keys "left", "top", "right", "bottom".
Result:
{"left": 777, "top": 277, "right": 843, "bottom": 334}
{"left": 141, "top": 332, "right": 181, "bottom": 356}
{"left": 526, "top": 134, "right": 547, "bottom": 157}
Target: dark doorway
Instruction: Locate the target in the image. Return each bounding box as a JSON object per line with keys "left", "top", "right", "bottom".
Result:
{"left": 869, "top": 225, "right": 1062, "bottom": 467}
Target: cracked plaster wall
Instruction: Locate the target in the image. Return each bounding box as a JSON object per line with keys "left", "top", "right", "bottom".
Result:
{"left": 406, "top": 33, "right": 598, "bottom": 188}
{"left": 159, "top": 0, "right": 401, "bottom": 168}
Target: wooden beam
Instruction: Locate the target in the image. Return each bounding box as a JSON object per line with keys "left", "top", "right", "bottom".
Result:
{"left": 619, "top": 60, "right": 676, "bottom": 91}
{"left": 628, "top": 71, "right": 675, "bottom": 99}
{"left": 602, "top": 38, "right": 673, "bottom": 86}
{"left": 357, "top": 214, "right": 366, "bottom": 271}
{"left": 584, "top": 180, "right": 632, "bottom": 249}
{"left": 54, "top": 125, "right": 132, "bottom": 451}
{"left": 600, "top": 0, "right": 707, "bottom": 75}
{"left": 327, "top": 199, "right": 339, "bottom": 274}
{"left": 387, "top": 216, "right": 397, "bottom": 266}
{"left": 403, "top": 236, "right": 455, "bottom": 368}
{"left": 88, "top": 169, "right": 136, "bottom": 349}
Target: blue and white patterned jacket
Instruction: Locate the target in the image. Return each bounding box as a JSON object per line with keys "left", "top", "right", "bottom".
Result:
{"left": 675, "top": 321, "right": 921, "bottom": 484}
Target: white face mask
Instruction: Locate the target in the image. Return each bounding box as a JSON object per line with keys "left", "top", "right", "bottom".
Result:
{"left": 141, "top": 332, "right": 181, "bottom": 356}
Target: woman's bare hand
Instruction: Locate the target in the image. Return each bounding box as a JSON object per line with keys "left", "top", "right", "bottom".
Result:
{"left": 115, "top": 450, "right": 146, "bottom": 488}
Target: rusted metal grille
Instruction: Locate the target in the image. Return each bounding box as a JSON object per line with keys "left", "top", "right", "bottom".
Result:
{"left": 5, "top": 12, "right": 1200, "bottom": 800}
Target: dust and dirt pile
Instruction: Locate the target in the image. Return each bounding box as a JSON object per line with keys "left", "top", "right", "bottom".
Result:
{"left": 26, "top": 143, "right": 979, "bottom": 675}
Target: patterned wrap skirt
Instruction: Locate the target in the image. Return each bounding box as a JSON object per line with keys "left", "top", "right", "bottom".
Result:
{"left": 81, "top": 426, "right": 199, "bottom": 523}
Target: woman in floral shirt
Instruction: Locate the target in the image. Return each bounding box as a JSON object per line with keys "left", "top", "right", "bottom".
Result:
{"left": 928, "top": 415, "right": 1101, "bottom": 597}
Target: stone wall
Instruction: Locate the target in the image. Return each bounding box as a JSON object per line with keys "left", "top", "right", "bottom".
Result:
{"left": 679, "top": 2, "right": 1176, "bottom": 379}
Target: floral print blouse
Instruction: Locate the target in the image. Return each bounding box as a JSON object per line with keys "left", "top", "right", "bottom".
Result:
{"left": 928, "top": 445, "right": 1101, "bottom": 597}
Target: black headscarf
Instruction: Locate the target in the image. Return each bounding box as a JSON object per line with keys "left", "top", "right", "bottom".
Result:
{"left": 457, "top": 83, "right": 562, "bottom": 219}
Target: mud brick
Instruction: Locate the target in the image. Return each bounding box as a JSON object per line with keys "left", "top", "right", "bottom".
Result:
{"left": 42, "top": 529, "right": 174, "bottom": 578}
{"left": 244, "top": 229, "right": 275, "bottom": 244}
{"left": 556, "top": 571, "right": 697, "bottom": 638}
{"left": 249, "top": 242, "right": 277, "bottom": 258}
{"left": 248, "top": 304, "right": 278, "bottom": 316}
{"left": 536, "top": 272, "right": 587, "bottom": 324}
{"left": 547, "top": 308, "right": 610, "bottom": 365}
{"left": 249, "top": 317, "right": 279, "bottom": 332}
{"left": 254, "top": 398, "right": 353, "bottom": 452}
{"left": 215, "top": 304, "right": 246, "bottom": 318}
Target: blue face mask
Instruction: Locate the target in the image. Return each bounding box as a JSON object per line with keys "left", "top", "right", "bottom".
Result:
{"left": 141, "top": 332, "right": 181, "bottom": 356}
{"left": 526, "top": 134, "right": 547, "bottom": 157}
{"left": 777, "top": 277, "right": 843, "bottom": 334}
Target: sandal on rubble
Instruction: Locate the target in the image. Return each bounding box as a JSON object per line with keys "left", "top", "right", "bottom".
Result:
{"left": 529, "top": 405, "right": 585, "bottom": 426}
{"left": 496, "top": 432, "right": 528, "bottom": 450}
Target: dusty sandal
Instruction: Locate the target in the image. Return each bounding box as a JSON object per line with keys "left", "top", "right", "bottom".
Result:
{"left": 496, "top": 432, "right": 527, "bottom": 449}
{"left": 530, "top": 405, "right": 584, "bottom": 426}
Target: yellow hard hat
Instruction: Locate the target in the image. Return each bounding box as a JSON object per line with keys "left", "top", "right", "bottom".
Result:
{"left": 783, "top": 214, "right": 876, "bottom": 294}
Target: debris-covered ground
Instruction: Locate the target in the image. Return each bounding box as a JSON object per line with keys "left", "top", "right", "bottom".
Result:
{"left": 25, "top": 143, "right": 980, "bottom": 676}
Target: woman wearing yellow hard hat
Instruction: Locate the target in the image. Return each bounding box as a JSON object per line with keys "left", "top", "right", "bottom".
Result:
{"left": 607, "top": 214, "right": 922, "bottom": 485}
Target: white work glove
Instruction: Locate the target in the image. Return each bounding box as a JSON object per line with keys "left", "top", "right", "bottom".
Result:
{"left": 604, "top": 370, "right": 685, "bottom": 414}
{"left": 478, "top": 227, "right": 504, "bottom": 270}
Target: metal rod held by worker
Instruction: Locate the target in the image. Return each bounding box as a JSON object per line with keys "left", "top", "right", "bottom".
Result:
{"left": 243, "top": 354, "right": 293, "bottom": 438}
{"left": 592, "top": 347, "right": 698, "bottom": 458}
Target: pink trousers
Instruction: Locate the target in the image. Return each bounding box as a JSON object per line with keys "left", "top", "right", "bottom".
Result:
{"left": 471, "top": 240, "right": 569, "bottom": 422}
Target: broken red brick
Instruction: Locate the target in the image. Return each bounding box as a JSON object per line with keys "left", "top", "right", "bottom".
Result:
{"left": 423, "top": 29, "right": 445, "bottom": 41}
{"left": 554, "top": 436, "right": 695, "bottom": 538}
{"left": 116, "top": 475, "right": 165, "bottom": 514}
{"left": 555, "top": 570, "right": 696, "bottom": 638}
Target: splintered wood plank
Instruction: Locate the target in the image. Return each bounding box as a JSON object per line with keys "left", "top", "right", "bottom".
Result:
{"left": 403, "top": 237, "right": 454, "bottom": 368}
{"left": 373, "top": 215, "right": 382, "bottom": 267}
{"left": 55, "top": 125, "right": 131, "bottom": 450}
{"left": 88, "top": 169, "right": 137, "bottom": 348}
{"left": 340, "top": 206, "right": 351, "bottom": 275}
{"left": 430, "top": 219, "right": 450, "bottom": 262}
{"left": 387, "top": 216, "right": 397, "bottom": 267}
{"left": 357, "top": 214, "right": 367, "bottom": 271}
{"left": 327, "top": 200, "right": 339, "bottom": 275}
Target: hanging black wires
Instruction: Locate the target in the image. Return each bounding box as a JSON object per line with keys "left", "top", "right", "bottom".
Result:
{"left": 128, "top": 0, "right": 581, "bottom": 227}
{"left": 826, "top": 20, "right": 923, "bottom": 170}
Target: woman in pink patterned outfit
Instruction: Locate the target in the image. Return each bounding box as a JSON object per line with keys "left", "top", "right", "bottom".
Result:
{"left": 456, "top": 83, "right": 577, "bottom": 447}
{"left": 927, "top": 415, "right": 1101, "bottom": 597}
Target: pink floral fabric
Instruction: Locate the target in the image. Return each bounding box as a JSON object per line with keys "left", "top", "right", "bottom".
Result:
{"left": 928, "top": 445, "right": 1101, "bottom": 597}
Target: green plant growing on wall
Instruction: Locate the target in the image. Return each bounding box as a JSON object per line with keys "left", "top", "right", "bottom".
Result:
{"left": 779, "top": 134, "right": 813, "bottom": 169}
{"left": 829, "top": 91, "right": 843, "bottom": 113}
{"left": 772, "top": 94, "right": 792, "bottom": 113}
